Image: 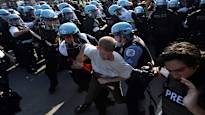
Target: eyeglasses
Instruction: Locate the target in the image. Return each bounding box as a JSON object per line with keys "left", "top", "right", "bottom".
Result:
{"left": 166, "top": 66, "right": 188, "bottom": 73}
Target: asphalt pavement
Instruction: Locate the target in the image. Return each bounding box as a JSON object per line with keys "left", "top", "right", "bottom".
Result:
{"left": 9, "top": 67, "right": 129, "bottom": 115}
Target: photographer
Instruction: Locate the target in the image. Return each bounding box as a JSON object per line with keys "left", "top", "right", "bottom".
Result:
{"left": 157, "top": 42, "right": 205, "bottom": 115}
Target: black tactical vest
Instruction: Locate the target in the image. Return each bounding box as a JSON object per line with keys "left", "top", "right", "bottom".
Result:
{"left": 162, "top": 76, "right": 193, "bottom": 115}
{"left": 15, "top": 26, "right": 33, "bottom": 43}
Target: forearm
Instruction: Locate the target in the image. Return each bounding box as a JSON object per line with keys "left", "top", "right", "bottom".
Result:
{"left": 190, "top": 106, "right": 205, "bottom": 115}
{"left": 13, "top": 30, "right": 28, "bottom": 37}
{"left": 100, "top": 24, "right": 108, "bottom": 30}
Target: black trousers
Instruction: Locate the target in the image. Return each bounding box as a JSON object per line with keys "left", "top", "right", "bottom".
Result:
{"left": 71, "top": 68, "right": 92, "bottom": 91}
{"left": 44, "top": 47, "right": 59, "bottom": 89}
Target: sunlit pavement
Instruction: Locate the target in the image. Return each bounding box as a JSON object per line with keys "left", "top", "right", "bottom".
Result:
{"left": 9, "top": 68, "right": 128, "bottom": 115}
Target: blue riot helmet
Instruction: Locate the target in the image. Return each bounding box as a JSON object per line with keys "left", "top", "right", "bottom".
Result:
{"left": 167, "top": 0, "right": 179, "bottom": 9}
{"left": 8, "top": 9, "right": 20, "bottom": 15}
{"left": 34, "top": 9, "right": 42, "bottom": 19}
{"left": 17, "top": 6, "right": 24, "bottom": 14}
{"left": 111, "top": 22, "right": 134, "bottom": 41}
{"left": 134, "top": 6, "right": 145, "bottom": 16}
{"left": 109, "top": 4, "right": 132, "bottom": 23}
{"left": 90, "top": 1, "right": 102, "bottom": 9}
{"left": 61, "top": 7, "right": 78, "bottom": 22}
{"left": 34, "top": 4, "right": 41, "bottom": 10}
{"left": 108, "top": 4, "right": 128, "bottom": 17}
{"left": 117, "top": 0, "right": 132, "bottom": 7}
{"left": 58, "top": 22, "right": 80, "bottom": 37}
{"left": 200, "top": 0, "right": 205, "bottom": 7}
{"left": 84, "top": 4, "right": 100, "bottom": 18}
{"left": 89, "top": 0, "right": 105, "bottom": 17}
{"left": 58, "top": 2, "right": 75, "bottom": 11}
{"left": 58, "top": 22, "right": 81, "bottom": 56}
{"left": 41, "top": 4, "right": 52, "bottom": 9}
{"left": 24, "top": 6, "right": 35, "bottom": 13}
{"left": 108, "top": 4, "right": 121, "bottom": 15}
{"left": 23, "top": 6, "right": 35, "bottom": 17}
{"left": 0, "top": 9, "right": 10, "bottom": 20}
{"left": 40, "top": 9, "right": 60, "bottom": 30}
{"left": 156, "top": 0, "right": 167, "bottom": 7}
{"left": 8, "top": 14, "right": 24, "bottom": 26}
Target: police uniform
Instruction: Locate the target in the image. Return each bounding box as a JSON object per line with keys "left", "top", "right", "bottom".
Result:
{"left": 9, "top": 23, "right": 37, "bottom": 72}
{"left": 0, "top": 18, "right": 13, "bottom": 51}
{"left": 59, "top": 33, "right": 98, "bottom": 91}
{"left": 186, "top": 8, "right": 205, "bottom": 50}
{"left": 149, "top": 7, "right": 181, "bottom": 57}
{"left": 40, "top": 29, "right": 59, "bottom": 93}
{"left": 81, "top": 16, "right": 107, "bottom": 39}
{"left": 123, "top": 37, "right": 153, "bottom": 115}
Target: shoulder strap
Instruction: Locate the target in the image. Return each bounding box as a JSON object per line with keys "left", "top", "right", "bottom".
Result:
{"left": 132, "top": 36, "right": 155, "bottom": 65}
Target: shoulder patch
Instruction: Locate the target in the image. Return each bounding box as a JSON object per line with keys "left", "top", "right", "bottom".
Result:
{"left": 126, "top": 49, "right": 136, "bottom": 57}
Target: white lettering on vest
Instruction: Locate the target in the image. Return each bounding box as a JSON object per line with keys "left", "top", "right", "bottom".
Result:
{"left": 165, "top": 89, "right": 183, "bottom": 105}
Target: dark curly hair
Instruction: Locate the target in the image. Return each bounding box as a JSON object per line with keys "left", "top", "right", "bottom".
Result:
{"left": 158, "top": 42, "right": 202, "bottom": 68}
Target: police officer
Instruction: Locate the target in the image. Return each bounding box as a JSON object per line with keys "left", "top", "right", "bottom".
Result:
{"left": 134, "top": 6, "right": 149, "bottom": 43}
{"left": 81, "top": 4, "right": 108, "bottom": 38}
{"left": 60, "top": 7, "right": 81, "bottom": 26}
{"left": 57, "top": 2, "right": 75, "bottom": 11}
{"left": 8, "top": 14, "right": 37, "bottom": 73}
{"left": 111, "top": 22, "right": 153, "bottom": 115}
{"left": 22, "top": 6, "right": 35, "bottom": 22}
{"left": 17, "top": 6, "right": 24, "bottom": 18}
{"left": 0, "top": 9, "right": 12, "bottom": 51}
{"left": 39, "top": 9, "right": 60, "bottom": 94}
{"left": 186, "top": 0, "right": 205, "bottom": 50}
{"left": 157, "top": 42, "right": 205, "bottom": 115}
{"left": 148, "top": 0, "right": 182, "bottom": 58}
{"left": 89, "top": 0, "right": 106, "bottom": 18}
{"left": 117, "top": 0, "right": 134, "bottom": 10}
{"left": 167, "top": 0, "right": 180, "bottom": 12}
{"left": 108, "top": 4, "right": 137, "bottom": 29}
{"left": 58, "top": 22, "right": 98, "bottom": 92}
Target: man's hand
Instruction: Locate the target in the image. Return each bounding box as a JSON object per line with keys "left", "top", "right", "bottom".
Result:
{"left": 181, "top": 78, "right": 199, "bottom": 111}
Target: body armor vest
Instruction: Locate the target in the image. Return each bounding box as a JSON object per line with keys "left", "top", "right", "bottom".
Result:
{"left": 162, "top": 76, "right": 193, "bottom": 115}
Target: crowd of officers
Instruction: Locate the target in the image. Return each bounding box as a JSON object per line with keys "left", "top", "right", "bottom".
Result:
{"left": 0, "top": 0, "right": 205, "bottom": 115}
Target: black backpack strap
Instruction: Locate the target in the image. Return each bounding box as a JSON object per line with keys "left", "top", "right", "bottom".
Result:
{"left": 132, "top": 36, "right": 155, "bottom": 65}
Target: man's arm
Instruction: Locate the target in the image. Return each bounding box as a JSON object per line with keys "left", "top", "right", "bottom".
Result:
{"left": 181, "top": 78, "right": 205, "bottom": 115}
{"left": 10, "top": 26, "right": 30, "bottom": 38}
